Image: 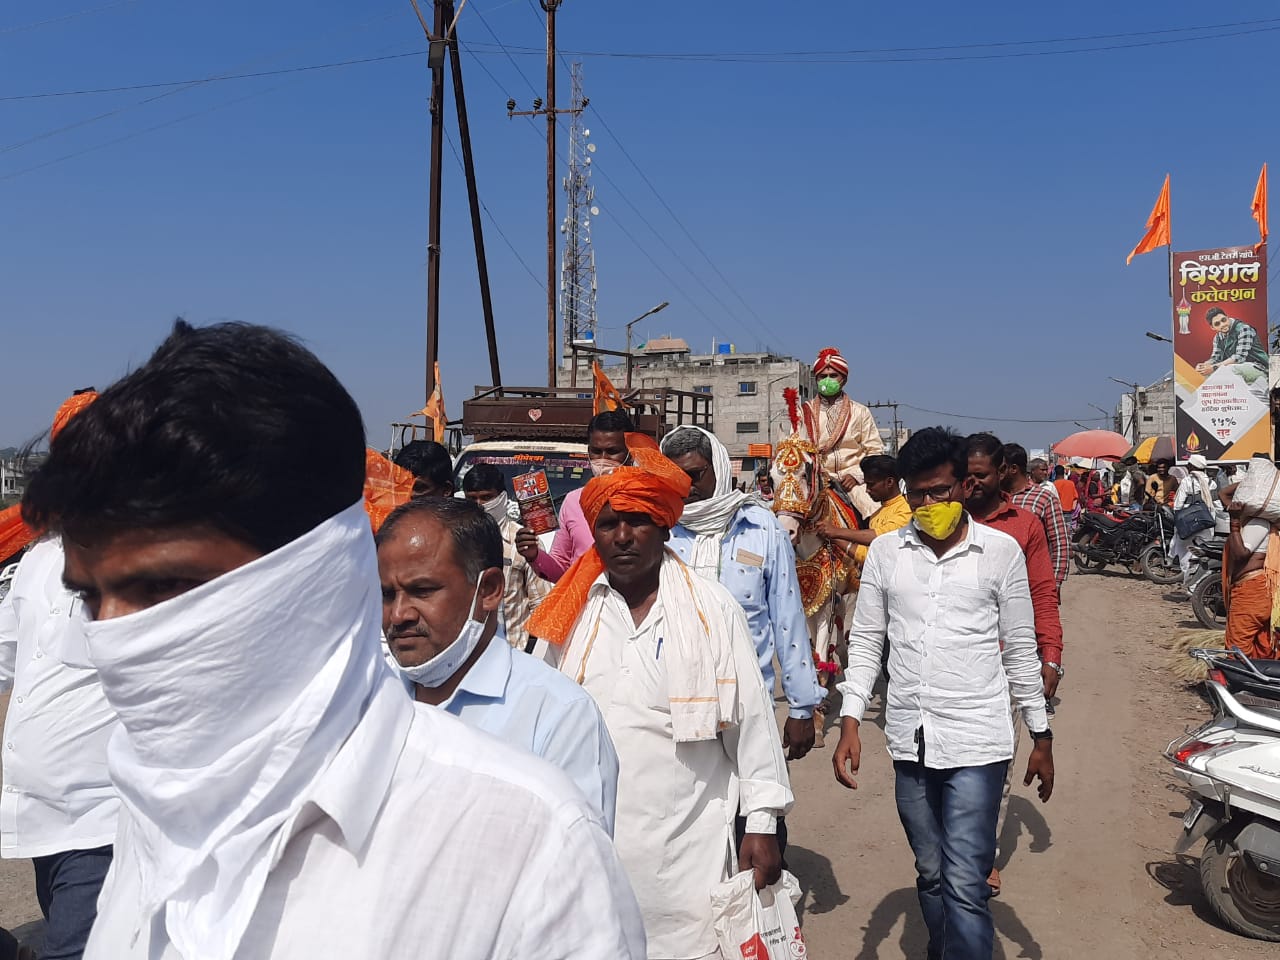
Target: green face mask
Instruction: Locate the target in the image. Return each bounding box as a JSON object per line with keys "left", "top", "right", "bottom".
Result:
{"left": 817, "top": 377, "right": 843, "bottom": 398}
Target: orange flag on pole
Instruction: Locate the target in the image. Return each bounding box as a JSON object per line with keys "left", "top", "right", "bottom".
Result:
{"left": 407, "top": 362, "right": 447, "bottom": 443}
{"left": 1252, "top": 162, "right": 1268, "bottom": 250}
{"left": 592, "top": 361, "right": 625, "bottom": 415}
{"left": 1125, "top": 174, "right": 1171, "bottom": 266}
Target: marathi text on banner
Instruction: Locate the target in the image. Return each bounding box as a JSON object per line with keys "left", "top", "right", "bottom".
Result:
{"left": 1171, "top": 244, "right": 1271, "bottom": 461}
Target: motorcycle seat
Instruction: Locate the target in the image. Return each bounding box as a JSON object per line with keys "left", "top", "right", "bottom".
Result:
{"left": 1087, "top": 513, "right": 1124, "bottom": 529}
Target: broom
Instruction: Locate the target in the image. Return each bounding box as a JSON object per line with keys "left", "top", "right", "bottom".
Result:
{"left": 1165, "top": 630, "right": 1226, "bottom": 683}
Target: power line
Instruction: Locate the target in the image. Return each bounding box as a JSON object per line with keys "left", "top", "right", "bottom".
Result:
{"left": 464, "top": 20, "right": 1280, "bottom": 64}
{"left": 0, "top": 0, "right": 139, "bottom": 36}
{"left": 442, "top": 125, "right": 544, "bottom": 290}
{"left": 8, "top": 14, "right": 1275, "bottom": 105}
{"left": 586, "top": 106, "right": 777, "bottom": 348}
{"left": 900, "top": 403, "right": 1111, "bottom": 425}
{"left": 0, "top": 50, "right": 424, "bottom": 103}
{"left": 0, "top": 7, "right": 404, "bottom": 160}
{"left": 459, "top": 10, "right": 743, "bottom": 343}
{"left": 0, "top": 84, "right": 290, "bottom": 182}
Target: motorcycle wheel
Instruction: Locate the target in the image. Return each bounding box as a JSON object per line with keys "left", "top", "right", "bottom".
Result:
{"left": 1191, "top": 574, "right": 1227, "bottom": 630}
{"left": 1072, "top": 530, "right": 1106, "bottom": 573}
{"left": 1139, "top": 543, "right": 1182, "bottom": 585}
{"left": 1200, "top": 836, "right": 1280, "bottom": 941}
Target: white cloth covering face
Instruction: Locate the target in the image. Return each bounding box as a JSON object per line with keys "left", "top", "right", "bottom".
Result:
{"left": 74, "top": 502, "right": 413, "bottom": 960}
{"left": 0, "top": 537, "right": 119, "bottom": 859}
{"left": 662, "top": 425, "right": 751, "bottom": 576}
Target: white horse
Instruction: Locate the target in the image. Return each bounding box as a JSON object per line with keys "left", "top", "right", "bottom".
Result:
{"left": 771, "top": 434, "right": 864, "bottom": 743}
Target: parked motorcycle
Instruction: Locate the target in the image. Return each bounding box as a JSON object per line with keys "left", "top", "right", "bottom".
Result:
{"left": 1072, "top": 505, "right": 1173, "bottom": 577}
{"left": 1187, "top": 536, "right": 1228, "bottom": 630}
{"left": 1167, "top": 648, "right": 1280, "bottom": 941}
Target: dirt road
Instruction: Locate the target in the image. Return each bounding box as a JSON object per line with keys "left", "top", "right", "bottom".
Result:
{"left": 789, "top": 570, "right": 1276, "bottom": 959}
{"left": 0, "top": 573, "right": 1273, "bottom": 957}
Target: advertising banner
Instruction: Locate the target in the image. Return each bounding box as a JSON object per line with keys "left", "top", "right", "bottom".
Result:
{"left": 1172, "top": 244, "right": 1270, "bottom": 461}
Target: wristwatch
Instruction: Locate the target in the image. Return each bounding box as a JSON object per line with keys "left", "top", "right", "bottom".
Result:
{"left": 1044, "top": 661, "right": 1065, "bottom": 678}
{"left": 1030, "top": 728, "right": 1054, "bottom": 742}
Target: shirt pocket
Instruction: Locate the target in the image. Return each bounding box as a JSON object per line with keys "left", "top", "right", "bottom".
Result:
{"left": 941, "top": 584, "right": 998, "bottom": 638}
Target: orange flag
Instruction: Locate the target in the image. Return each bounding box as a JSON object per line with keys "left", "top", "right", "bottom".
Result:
{"left": 1125, "top": 174, "right": 1171, "bottom": 266}
{"left": 362, "top": 448, "right": 415, "bottom": 532}
{"left": 592, "top": 361, "right": 626, "bottom": 415}
{"left": 1252, "top": 162, "right": 1268, "bottom": 250}
{"left": 408, "top": 362, "right": 447, "bottom": 443}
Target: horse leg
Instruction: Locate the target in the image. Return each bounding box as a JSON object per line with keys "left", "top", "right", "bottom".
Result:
{"left": 807, "top": 599, "right": 839, "bottom": 748}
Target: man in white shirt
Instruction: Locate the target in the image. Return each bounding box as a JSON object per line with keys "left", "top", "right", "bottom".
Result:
{"left": 832, "top": 426, "right": 1054, "bottom": 960}
{"left": 376, "top": 495, "right": 619, "bottom": 831}
{"left": 528, "top": 447, "right": 792, "bottom": 960}
{"left": 460, "top": 463, "right": 549, "bottom": 651}
{"left": 0, "top": 391, "right": 110, "bottom": 960}
{"left": 21, "top": 319, "right": 645, "bottom": 960}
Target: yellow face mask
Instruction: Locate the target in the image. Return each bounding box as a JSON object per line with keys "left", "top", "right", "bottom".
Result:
{"left": 913, "top": 501, "right": 964, "bottom": 540}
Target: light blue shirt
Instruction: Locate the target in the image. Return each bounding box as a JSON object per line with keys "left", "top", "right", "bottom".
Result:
{"left": 668, "top": 503, "right": 823, "bottom": 720}
{"left": 438, "top": 631, "right": 619, "bottom": 835}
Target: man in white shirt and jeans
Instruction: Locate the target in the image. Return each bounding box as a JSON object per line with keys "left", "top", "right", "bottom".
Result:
{"left": 0, "top": 391, "right": 110, "bottom": 960}
{"left": 832, "top": 426, "right": 1054, "bottom": 960}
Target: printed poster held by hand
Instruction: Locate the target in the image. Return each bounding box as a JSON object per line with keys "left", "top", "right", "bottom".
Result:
{"left": 514, "top": 469, "right": 560, "bottom": 535}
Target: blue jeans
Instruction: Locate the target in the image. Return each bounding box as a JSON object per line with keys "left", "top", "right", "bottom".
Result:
{"left": 894, "top": 760, "right": 1008, "bottom": 960}
{"left": 33, "top": 845, "right": 113, "bottom": 960}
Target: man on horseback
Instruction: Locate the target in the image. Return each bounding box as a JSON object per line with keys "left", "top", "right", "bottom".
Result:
{"left": 803, "top": 347, "right": 885, "bottom": 520}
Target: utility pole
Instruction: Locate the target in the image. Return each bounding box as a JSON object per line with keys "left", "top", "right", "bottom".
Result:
{"left": 422, "top": 0, "right": 446, "bottom": 406}
{"left": 543, "top": 0, "right": 559, "bottom": 389}
{"left": 1108, "top": 377, "right": 1142, "bottom": 445}
{"left": 866, "top": 400, "right": 902, "bottom": 454}
{"left": 507, "top": 2, "right": 588, "bottom": 389}
{"left": 445, "top": 2, "right": 502, "bottom": 388}
{"left": 410, "top": 0, "right": 504, "bottom": 414}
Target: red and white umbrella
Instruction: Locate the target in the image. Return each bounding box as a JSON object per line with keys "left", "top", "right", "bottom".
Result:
{"left": 1051, "top": 429, "right": 1131, "bottom": 461}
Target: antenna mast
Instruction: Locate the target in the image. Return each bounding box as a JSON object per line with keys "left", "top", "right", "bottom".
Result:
{"left": 560, "top": 61, "right": 597, "bottom": 356}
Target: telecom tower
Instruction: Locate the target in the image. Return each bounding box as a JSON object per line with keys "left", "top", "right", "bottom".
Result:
{"left": 560, "top": 62, "right": 598, "bottom": 355}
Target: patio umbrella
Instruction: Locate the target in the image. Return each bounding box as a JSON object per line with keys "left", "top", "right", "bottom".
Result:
{"left": 1051, "top": 429, "right": 1131, "bottom": 461}
{"left": 1126, "top": 435, "right": 1176, "bottom": 464}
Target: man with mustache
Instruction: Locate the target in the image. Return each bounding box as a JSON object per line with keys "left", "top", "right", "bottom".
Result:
{"left": 377, "top": 495, "right": 618, "bottom": 831}
{"left": 23, "top": 320, "right": 645, "bottom": 960}
{"left": 661, "top": 425, "right": 821, "bottom": 766}
{"left": 529, "top": 447, "right": 792, "bottom": 960}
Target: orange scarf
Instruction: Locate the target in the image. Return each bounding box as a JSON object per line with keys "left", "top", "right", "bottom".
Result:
{"left": 528, "top": 445, "right": 689, "bottom": 644}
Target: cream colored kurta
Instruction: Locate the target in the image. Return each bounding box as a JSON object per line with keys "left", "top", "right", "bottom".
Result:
{"left": 570, "top": 573, "right": 792, "bottom": 960}
{"left": 795, "top": 395, "right": 884, "bottom": 519}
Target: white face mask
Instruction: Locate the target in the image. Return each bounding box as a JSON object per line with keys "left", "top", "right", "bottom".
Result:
{"left": 394, "top": 582, "right": 490, "bottom": 689}
{"left": 482, "top": 491, "right": 510, "bottom": 523}
{"left": 590, "top": 458, "right": 622, "bottom": 478}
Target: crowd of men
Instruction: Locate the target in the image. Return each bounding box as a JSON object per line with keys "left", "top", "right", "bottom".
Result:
{"left": 0, "top": 329, "right": 1070, "bottom": 960}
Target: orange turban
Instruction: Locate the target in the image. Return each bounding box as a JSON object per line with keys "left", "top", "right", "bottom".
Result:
{"left": 51, "top": 390, "right": 98, "bottom": 442}
{"left": 528, "top": 445, "right": 690, "bottom": 645}
{"left": 0, "top": 391, "right": 98, "bottom": 563}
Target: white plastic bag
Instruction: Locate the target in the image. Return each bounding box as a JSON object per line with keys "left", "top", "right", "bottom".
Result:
{"left": 1234, "top": 454, "right": 1280, "bottom": 521}
{"left": 710, "top": 869, "right": 806, "bottom": 959}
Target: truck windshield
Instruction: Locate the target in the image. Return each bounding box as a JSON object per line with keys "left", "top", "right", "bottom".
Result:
{"left": 454, "top": 450, "right": 590, "bottom": 512}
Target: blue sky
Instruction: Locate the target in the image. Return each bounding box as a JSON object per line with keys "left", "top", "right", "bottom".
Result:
{"left": 2, "top": 1, "right": 1276, "bottom": 451}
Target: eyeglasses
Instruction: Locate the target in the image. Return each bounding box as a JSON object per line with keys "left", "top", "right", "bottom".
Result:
{"left": 904, "top": 482, "right": 958, "bottom": 505}
{"left": 683, "top": 466, "right": 710, "bottom": 486}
